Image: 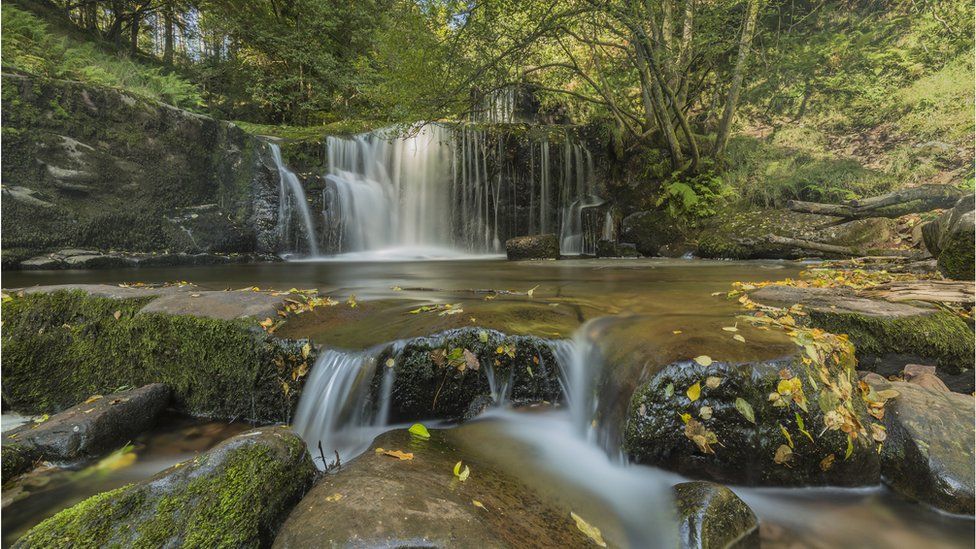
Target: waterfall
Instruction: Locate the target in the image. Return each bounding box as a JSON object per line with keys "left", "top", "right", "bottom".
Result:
{"left": 269, "top": 142, "right": 319, "bottom": 256}
{"left": 318, "top": 124, "right": 602, "bottom": 258}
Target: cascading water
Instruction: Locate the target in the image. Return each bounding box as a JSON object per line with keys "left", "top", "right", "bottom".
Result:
{"left": 269, "top": 142, "right": 319, "bottom": 256}
{"left": 319, "top": 124, "right": 603, "bottom": 257}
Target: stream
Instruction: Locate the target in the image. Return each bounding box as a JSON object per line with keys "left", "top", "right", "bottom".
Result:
{"left": 3, "top": 257, "right": 973, "bottom": 547}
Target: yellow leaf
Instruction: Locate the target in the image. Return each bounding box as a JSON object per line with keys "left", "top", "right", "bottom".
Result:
{"left": 722, "top": 326, "right": 738, "bottom": 332}
{"left": 347, "top": 294, "right": 358, "bottom": 308}
{"left": 570, "top": 512, "right": 607, "bottom": 547}
{"left": 34, "top": 414, "right": 50, "bottom": 424}
{"left": 672, "top": 330, "right": 683, "bottom": 335}
{"left": 526, "top": 285, "right": 539, "bottom": 297}
{"left": 383, "top": 449, "right": 413, "bottom": 460}
{"left": 301, "top": 342, "right": 311, "bottom": 359}
{"left": 678, "top": 412, "right": 691, "bottom": 424}
{"left": 454, "top": 461, "right": 463, "bottom": 476}
{"left": 325, "top": 493, "right": 343, "bottom": 502}
{"left": 83, "top": 395, "right": 103, "bottom": 404}
{"left": 408, "top": 423, "right": 431, "bottom": 439}
{"left": 472, "top": 500, "right": 486, "bottom": 510}
{"left": 458, "top": 465, "right": 470, "bottom": 482}
{"left": 113, "top": 310, "right": 122, "bottom": 320}
{"left": 693, "top": 355, "right": 713, "bottom": 366}
{"left": 732, "top": 334, "right": 746, "bottom": 343}
{"left": 686, "top": 382, "right": 701, "bottom": 402}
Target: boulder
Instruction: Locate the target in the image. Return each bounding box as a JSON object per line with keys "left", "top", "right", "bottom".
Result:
{"left": 1, "top": 445, "right": 40, "bottom": 484}
{"left": 273, "top": 428, "right": 589, "bottom": 548}
{"left": 596, "top": 239, "right": 640, "bottom": 258}
{"left": 673, "top": 481, "right": 759, "bottom": 549}
{"left": 373, "top": 328, "right": 563, "bottom": 422}
{"left": 625, "top": 347, "right": 882, "bottom": 486}
{"left": 620, "top": 210, "right": 682, "bottom": 256}
{"left": 15, "top": 426, "right": 316, "bottom": 548}
{"left": 865, "top": 378, "right": 975, "bottom": 515}
{"left": 2, "top": 384, "right": 169, "bottom": 472}
{"left": 505, "top": 234, "right": 559, "bottom": 260}
{"left": 923, "top": 194, "right": 975, "bottom": 280}
{"left": 695, "top": 210, "right": 832, "bottom": 260}
{"left": 750, "top": 285, "right": 974, "bottom": 388}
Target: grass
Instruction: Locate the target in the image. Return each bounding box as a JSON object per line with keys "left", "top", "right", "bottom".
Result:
{"left": 1, "top": 5, "right": 203, "bottom": 108}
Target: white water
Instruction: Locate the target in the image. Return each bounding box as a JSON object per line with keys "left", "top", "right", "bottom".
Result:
{"left": 316, "top": 124, "right": 602, "bottom": 259}
{"left": 269, "top": 142, "right": 319, "bottom": 256}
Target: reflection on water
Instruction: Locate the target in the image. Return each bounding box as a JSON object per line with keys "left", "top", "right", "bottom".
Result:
{"left": 0, "top": 414, "right": 248, "bottom": 547}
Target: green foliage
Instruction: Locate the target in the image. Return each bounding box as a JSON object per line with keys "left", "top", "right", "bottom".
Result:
{"left": 1, "top": 5, "right": 202, "bottom": 108}
{"left": 657, "top": 170, "right": 730, "bottom": 219}
{"left": 0, "top": 291, "right": 310, "bottom": 422}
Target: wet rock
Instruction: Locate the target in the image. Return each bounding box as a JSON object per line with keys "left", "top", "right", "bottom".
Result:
{"left": 865, "top": 378, "right": 975, "bottom": 514}
{"left": 62, "top": 253, "right": 133, "bottom": 269}
{"left": 15, "top": 427, "right": 315, "bottom": 548}
{"left": 273, "top": 429, "right": 588, "bottom": 548}
{"left": 673, "top": 481, "right": 759, "bottom": 549}
{"left": 1, "top": 444, "right": 40, "bottom": 484}
{"left": 505, "top": 234, "right": 559, "bottom": 260}
{"left": 374, "top": 328, "right": 563, "bottom": 422}
{"left": 596, "top": 239, "right": 640, "bottom": 258}
{"left": 696, "top": 210, "right": 832, "bottom": 260}
{"left": 620, "top": 210, "right": 682, "bottom": 256}
{"left": 625, "top": 351, "right": 882, "bottom": 487}
{"left": 750, "top": 285, "right": 974, "bottom": 385}
{"left": 464, "top": 394, "right": 496, "bottom": 422}
{"left": 923, "top": 194, "right": 975, "bottom": 280}
{"left": 2, "top": 384, "right": 169, "bottom": 468}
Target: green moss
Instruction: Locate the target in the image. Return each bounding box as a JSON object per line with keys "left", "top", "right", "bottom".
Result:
{"left": 1, "top": 291, "right": 311, "bottom": 422}
{"left": 1, "top": 444, "right": 39, "bottom": 482}
{"left": 15, "top": 429, "right": 315, "bottom": 548}
{"left": 808, "top": 310, "right": 974, "bottom": 374}
{"left": 938, "top": 232, "right": 976, "bottom": 281}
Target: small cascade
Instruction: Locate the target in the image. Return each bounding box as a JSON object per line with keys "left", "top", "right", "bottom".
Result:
{"left": 318, "top": 124, "right": 602, "bottom": 257}
{"left": 269, "top": 142, "right": 319, "bottom": 256}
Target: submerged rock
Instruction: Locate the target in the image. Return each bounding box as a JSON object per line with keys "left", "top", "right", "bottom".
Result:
{"left": 750, "top": 285, "right": 974, "bottom": 389}
{"left": 505, "top": 234, "right": 559, "bottom": 260}
{"left": 673, "top": 481, "right": 759, "bottom": 549}
{"left": 1, "top": 384, "right": 169, "bottom": 478}
{"left": 15, "top": 426, "right": 315, "bottom": 548}
{"left": 865, "top": 377, "right": 975, "bottom": 515}
{"left": 625, "top": 347, "right": 882, "bottom": 486}
{"left": 273, "top": 428, "right": 589, "bottom": 548}
{"left": 374, "top": 328, "right": 563, "bottom": 422}
{"left": 596, "top": 239, "right": 640, "bottom": 258}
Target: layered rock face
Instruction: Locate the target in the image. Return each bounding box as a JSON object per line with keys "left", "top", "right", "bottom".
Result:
{"left": 1, "top": 75, "right": 280, "bottom": 268}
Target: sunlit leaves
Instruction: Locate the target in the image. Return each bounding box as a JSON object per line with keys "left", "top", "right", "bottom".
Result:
{"left": 734, "top": 398, "right": 756, "bottom": 424}
{"left": 570, "top": 512, "right": 607, "bottom": 547}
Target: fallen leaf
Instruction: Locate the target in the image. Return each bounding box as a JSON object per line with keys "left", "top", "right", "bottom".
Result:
{"left": 526, "top": 285, "right": 539, "bottom": 297}
{"left": 699, "top": 406, "right": 713, "bottom": 420}
{"left": 383, "top": 450, "right": 413, "bottom": 460}
{"left": 113, "top": 310, "right": 122, "bottom": 320}
{"left": 705, "top": 376, "right": 721, "bottom": 389}
{"left": 722, "top": 326, "right": 738, "bottom": 332}
{"left": 733, "top": 334, "right": 746, "bottom": 343}
{"left": 463, "top": 349, "right": 480, "bottom": 371}
{"left": 83, "top": 395, "right": 103, "bottom": 404}
{"left": 408, "top": 423, "right": 431, "bottom": 440}
{"left": 686, "top": 382, "right": 701, "bottom": 402}
{"left": 693, "top": 355, "right": 713, "bottom": 366}
{"left": 458, "top": 465, "right": 470, "bottom": 481}
{"left": 301, "top": 342, "right": 312, "bottom": 359}
{"left": 325, "top": 493, "right": 343, "bottom": 502}
{"left": 570, "top": 512, "right": 607, "bottom": 547}
{"left": 472, "top": 500, "right": 486, "bottom": 510}
{"left": 672, "top": 330, "right": 683, "bottom": 335}
{"left": 684, "top": 418, "right": 718, "bottom": 454}
{"left": 385, "top": 358, "right": 395, "bottom": 368}
{"left": 734, "top": 398, "right": 756, "bottom": 424}
{"left": 664, "top": 383, "right": 674, "bottom": 398}
{"left": 820, "top": 454, "right": 836, "bottom": 471}
{"left": 774, "top": 444, "right": 793, "bottom": 465}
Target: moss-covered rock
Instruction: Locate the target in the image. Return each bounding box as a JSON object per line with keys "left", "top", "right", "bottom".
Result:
{"left": 505, "top": 234, "right": 559, "bottom": 260}
{"left": 625, "top": 349, "right": 882, "bottom": 486}
{"left": 923, "top": 195, "right": 975, "bottom": 280}
{"left": 1, "top": 444, "right": 40, "bottom": 484}
{"left": 619, "top": 210, "right": 684, "bottom": 256}
{"left": 695, "top": 210, "right": 830, "bottom": 259}
{"left": 750, "top": 285, "right": 974, "bottom": 380}
{"left": 1, "top": 290, "right": 313, "bottom": 423}
{"left": 673, "top": 481, "right": 759, "bottom": 549}
{"left": 373, "top": 328, "right": 563, "bottom": 422}
{"left": 13, "top": 426, "right": 316, "bottom": 548}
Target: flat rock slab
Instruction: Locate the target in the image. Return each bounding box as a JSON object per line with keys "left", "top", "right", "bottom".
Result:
{"left": 16, "top": 284, "right": 288, "bottom": 321}
{"left": 751, "top": 285, "right": 934, "bottom": 317}
{"left": 868, "top": 379, "right": 975, "bottom": 515}
{"left": 2, "top": 384, "right": 169, "bottom": 464}
{"left": 274, "top": 429, "right": 589, "bottom": 548}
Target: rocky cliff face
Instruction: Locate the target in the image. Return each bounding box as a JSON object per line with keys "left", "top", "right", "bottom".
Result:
{"left": 1, "top": 75, "right": 281, "bottom": 268}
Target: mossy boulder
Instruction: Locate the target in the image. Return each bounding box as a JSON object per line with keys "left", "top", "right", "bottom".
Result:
{"left": 865, "top": 377, "right": 975, "bottom": 515}
{"left": 625, "top": 350, "right": 882, "bottom": 486}
{"left": 2, "top": 384, "right": 169, "bottom": 470}
{"left": 373, "top": 328, "right": 563, "bottom": 422}
{"left": 13, "top": 426, "right": 316, "bottom": 548}
{"left": 619, "top": 210, "right": 684, "bottom": 256}
{"left": 673, "top": 481, "right": 759, "bottom": 549}
{"left": 596, "top": 239, "right": 641, "bottom": 258}
{"left": 1, "top": 444, "right": 40, "bottom": 484}
{"left": 695, "top": 210, "right": 829, "bottom": 259}
{"left": 923, "top": 194, "right": 975, "bottom": 280}
{"left": 1, "top": 289, "right": 313, "bottom": 423}
{"left": 505, "top": 234, "right": 559, "bottom": 260}
{"left": 751, "top": 285, "right": 974, "bottom": 385}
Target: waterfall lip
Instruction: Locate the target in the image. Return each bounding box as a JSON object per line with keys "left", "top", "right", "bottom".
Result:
{"left": 288, "top": 246, "right": 504, "bottom": 262}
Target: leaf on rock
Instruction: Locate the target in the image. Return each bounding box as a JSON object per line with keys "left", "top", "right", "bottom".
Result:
{"left": 684, "top": 418, "right": 718, "bottom": 454}
{"left": 472, "top": 500, "right": 486, "bottom": 510}
{"left": 570, "top": 512, "right": 607, "bottom": 548}
{"left": 325, "top": 493, "right": 343, "bottom": 502}
{"left": 113, "top": 310, "right": 122, "bottom": 320}
{"left": 463, "top": 349, "right": 480, "bottom": 371}
{"left": 705, "top": 376, "right": 722, "bottom": 389}
{"left": 699, "top": 406, "right": 713, "bottom": 420}
{"left": 408, "top": 423, "right": 431, "bottom": 440}
{"left": 734, "top": 398, "right": 756, "bottom": 423}
{"left": 383, "top": 449, "right": 413, "bottom": 460}
{"left": 820, "top": 454, "right": 836, "bottom": 471}
{"left": 664, "top": 383, "right": 674, "bottom": 398}
{"left": 732, "top": 334, "right": 746, "bottom": 343}
{"left": 774, "top": 444, "right": 793, "bottom": 465}
{"left": 693, "top": 355, "right": 713, "bottom": 366}
{"left": 83, "top": 395, "right": 103, "bottom": 404}
{"left": 686, "top": 382, "right": 701, "bottom": 402}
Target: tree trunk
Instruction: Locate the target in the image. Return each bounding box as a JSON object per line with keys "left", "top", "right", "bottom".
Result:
{"left": 163, "top": 3, "right": 175, "bottom": 64}
{"left": 787, "top": 185, "right": 967, "bottom": 220}
{"left": 130, "top": 12, "right": 141, "bottom": 56}
{"left": 714, "top": 0, "right": 760, "bottom": 157}
{"left": 764, "top": 234, "right": 916, "bottom": 258}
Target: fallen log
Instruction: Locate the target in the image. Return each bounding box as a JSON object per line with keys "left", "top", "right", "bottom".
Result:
{"left": 787, "top": 185, "right": 965, "bottom": 221}
{"left": 765, "top": 234, "right": 916, "bottom": 258}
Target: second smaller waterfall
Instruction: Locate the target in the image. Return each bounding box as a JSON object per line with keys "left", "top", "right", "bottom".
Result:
{"left": 270, "top": 142, "right": 319, "bottom": 256}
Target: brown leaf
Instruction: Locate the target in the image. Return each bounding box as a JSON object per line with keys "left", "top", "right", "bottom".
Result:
{"left": 383, "top": 449, "right": 414, "bottom": 461}
{"left": 463, "top": 349, "right": 480, "bottom": 371}
{"left": 774, "top": 444, "right": 793, "bottom": 465}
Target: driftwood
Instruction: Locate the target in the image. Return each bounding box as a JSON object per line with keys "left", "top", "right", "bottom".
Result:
{"left": 787, "top": 185, "right": 965, "bottom": 221}
{"left": 861, "top": 280, "right": 975, "bottom": 306}
{"left": 765, "top": 234, "right": 916, "bottom": 258}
